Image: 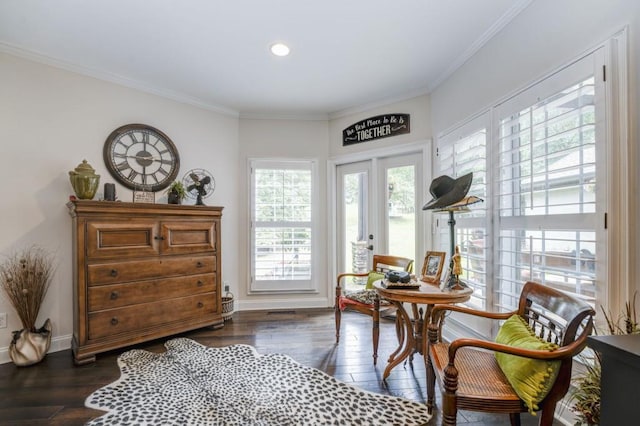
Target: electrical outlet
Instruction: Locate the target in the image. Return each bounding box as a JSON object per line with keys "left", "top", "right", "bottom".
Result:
{"left": 223, "top": 280, "right": 230, "bottom": 292}
{"left": 0, "top": 313, "right": 7, "bottom": 329}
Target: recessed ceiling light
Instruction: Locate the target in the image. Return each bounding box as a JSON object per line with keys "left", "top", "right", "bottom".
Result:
{"left": 270, "top": 43, "right": 290, "bottom": 57}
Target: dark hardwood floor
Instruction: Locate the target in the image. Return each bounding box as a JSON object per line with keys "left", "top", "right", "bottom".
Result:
{"left": 0, "top": 308, "right": 561, "bottom": 425}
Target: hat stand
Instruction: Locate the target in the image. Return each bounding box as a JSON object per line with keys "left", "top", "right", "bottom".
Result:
{"left": 432, "top": 196, "right": 483, "bottom": 290}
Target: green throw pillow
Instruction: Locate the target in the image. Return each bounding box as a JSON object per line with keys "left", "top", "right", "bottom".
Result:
{"left": 494, "top": 314, "right": 561, "bottom": 414}
{"left": 365, "top": 271, "right": 385, "bottom": 289}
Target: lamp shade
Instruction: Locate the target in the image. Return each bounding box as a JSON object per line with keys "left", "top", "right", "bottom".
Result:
{"left": 422, "top": 172, "right": 473, "bottom": 210}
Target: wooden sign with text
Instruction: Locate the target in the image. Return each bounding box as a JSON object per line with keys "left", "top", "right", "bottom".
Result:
{"left": 342, "top": 113, "right": 410, "bottom": 146}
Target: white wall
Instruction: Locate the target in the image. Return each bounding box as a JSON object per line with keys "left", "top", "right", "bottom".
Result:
{"left": 430, "top": 0, "right": 639, "bottom": 300}
{"left": 0, "top": 52, "right": 241, "bottom": 362}
{"left": 237, "top": 118, "right": 331, "bottom": 310}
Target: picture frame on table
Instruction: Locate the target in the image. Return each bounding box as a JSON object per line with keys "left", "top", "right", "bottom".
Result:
{"left": 439, "top": 254, "right": 451, "bottom": 289}
{"left": 420, "top": 251, "right": 446, "bottom": 285}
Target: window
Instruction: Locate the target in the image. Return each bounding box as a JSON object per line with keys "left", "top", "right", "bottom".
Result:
{"left": 494, "top": 52, "right": 604, "bottom": 311}
{"left": 435, "top": 49, "right": 608, "bottom": 337}
{"left": 250, "top": 159, "right": 317, "bottom": 292}
{"left": 436, "top": 114, "right": 489, "bottom": 310}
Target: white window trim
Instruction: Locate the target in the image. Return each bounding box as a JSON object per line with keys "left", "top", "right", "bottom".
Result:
{"left": 248, "top": 158, "right": 320, "bottom": 293}
{"left": 436, "top": 28, "right": 630, "bottom": 342}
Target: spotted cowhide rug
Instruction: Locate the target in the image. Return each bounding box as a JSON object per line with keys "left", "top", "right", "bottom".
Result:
{"left": 85, "top": 338, "right": 431, "bottom": 425}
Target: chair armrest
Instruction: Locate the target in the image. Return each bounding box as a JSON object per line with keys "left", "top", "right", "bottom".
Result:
{"left": 447, "top": 334, "right": 588, "bottom": 365}
{"left": 428, "top": 305, "right": 516, "bottom": 344}
{"left": 336, "top": 272, "right": 369, "bottom": 289}
{"left": 431, "top": 304, "right": 515, "bottom": 321}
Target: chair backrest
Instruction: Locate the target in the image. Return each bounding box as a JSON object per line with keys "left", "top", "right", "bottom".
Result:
{"left": 516, "top": 281, "right": 594, "bottom": 345}
{"left": 516, "top": 281, "right": 595, "bottom": 402}
{"left": 372, "top": 254, "right": 414, "bottom": 274}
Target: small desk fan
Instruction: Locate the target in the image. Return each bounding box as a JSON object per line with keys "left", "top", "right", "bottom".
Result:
{"left": 182, "top": 168, "right": 215, "bottom": 205}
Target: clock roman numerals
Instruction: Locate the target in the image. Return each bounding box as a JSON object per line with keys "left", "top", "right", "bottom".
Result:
{"left": 105, "top": 124, "right": 179, "bottom": 192}
{"left": 116, "top": 161, "right": 130, "bottom": 171}
{"left": 115, "top": 139, "right": 132, "bottom": 149}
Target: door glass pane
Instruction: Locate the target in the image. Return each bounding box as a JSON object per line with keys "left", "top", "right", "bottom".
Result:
{"left": 343, "top": 172, "right": 368, "bottom": 276}
{"left": 387, "top": 165, "right": 415, "bottom": 259}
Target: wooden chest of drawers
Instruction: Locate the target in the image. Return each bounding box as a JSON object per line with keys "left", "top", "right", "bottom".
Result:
{"left": 67, "top": 200, "right": 223, "bottom": 364}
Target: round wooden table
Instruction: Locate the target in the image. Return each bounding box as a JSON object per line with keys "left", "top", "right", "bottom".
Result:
{"left": 374, "top": 280, "right": 472, "bottom": 379}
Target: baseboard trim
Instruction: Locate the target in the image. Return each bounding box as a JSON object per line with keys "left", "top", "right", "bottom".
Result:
{"left": 0, "top": 333, "right": 72, "bottom": 365}
{"left": 237, "top": 297, "right": 332, "bottom": 311}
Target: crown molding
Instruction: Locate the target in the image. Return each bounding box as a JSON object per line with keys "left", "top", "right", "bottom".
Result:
{"left": 239, "top": 111, "right": 329, "bottom": 121}
{"left": 328, "top": 87, "right": 431, "bottom": 120}
{"left": 429, "top": 0, "right": 534, "bottom": 91}
{"left": 1, "top": 0, "right": 532, "bottom": 123}
{"left": 0, "top": 41, "right": 240, "bottom": 118}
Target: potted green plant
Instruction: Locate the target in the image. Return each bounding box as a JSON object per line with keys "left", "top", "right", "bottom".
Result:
{"left": 0, "top": 246, "right": 55, "bottom": 366}
{"left": 570, "top": 294, "right": 639, "bottom": 425}
{"left": 166, "top": 181, "right": 187, "bottom": 205}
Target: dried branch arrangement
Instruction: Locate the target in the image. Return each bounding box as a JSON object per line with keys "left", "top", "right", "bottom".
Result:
{"left": 0, "top": 246, "right": 55, "bottom": 331}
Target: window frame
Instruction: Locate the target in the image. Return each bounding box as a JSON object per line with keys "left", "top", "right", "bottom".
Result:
{"left": 249, "top": 158, "right": 319, "bottom": 293}
{"left": 433, "top": 39, "right": 629, "bottom": 339}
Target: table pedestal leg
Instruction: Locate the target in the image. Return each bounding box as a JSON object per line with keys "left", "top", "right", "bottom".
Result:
{"left": 383, "top": 300, "right": 416, "bottom": 379}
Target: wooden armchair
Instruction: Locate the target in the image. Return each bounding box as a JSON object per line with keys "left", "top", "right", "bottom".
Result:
{"left": 335, "top": 254, "right": 414, "bottom": 365}
{"left": 426, "top": 281, "right": 595, "bottom": 426}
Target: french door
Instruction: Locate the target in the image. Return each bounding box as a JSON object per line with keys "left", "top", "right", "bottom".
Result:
{"left": 336, "top": 153, "right": 422, "bottom": 275}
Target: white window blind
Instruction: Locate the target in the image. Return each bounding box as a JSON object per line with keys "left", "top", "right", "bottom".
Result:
{"left": 494, "top": 51, "right": 604, "bottom": 310}
{"left": 437, "top": 116, "right": 489, "bottom": 310}
{"left": 433, "top": 49, "right": 608, "bottom": 339}
{"left": 250, "top": 160, "right": 316, "bottom": 292}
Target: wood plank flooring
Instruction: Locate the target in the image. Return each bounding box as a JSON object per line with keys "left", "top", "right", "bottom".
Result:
{"left": 0, "top": 308, "right": 561, "bottom": 425}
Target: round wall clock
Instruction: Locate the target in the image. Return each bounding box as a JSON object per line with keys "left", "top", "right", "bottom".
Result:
{"left": 103, "top": 123, "right": 180, "bottom": 192}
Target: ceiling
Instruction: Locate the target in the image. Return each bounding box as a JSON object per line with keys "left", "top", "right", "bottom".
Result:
{"left": 0, "top": 0, "right": 531, "bottom": 119}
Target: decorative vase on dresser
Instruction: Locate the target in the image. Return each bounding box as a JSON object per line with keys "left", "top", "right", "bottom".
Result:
{"left": 67, "top": 200, "right": 223, "bottom": 365}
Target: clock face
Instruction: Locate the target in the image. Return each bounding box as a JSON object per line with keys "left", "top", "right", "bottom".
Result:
{"left": 103, "top": 124, "right": 180, "bottom": 192}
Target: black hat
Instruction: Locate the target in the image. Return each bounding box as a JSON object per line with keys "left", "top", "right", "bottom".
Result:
{"left": 422, "top": 173, "right": 473, "bottom": 210}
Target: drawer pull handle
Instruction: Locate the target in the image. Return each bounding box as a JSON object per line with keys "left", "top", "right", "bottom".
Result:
{"left": 110, "top": 317, "right": 119, "bottom": 326}
{"left": 197, "top": 302, "right": 204, "bottom": 308}
{"left": 196, "top": 261, "right": 204, "bottom": 268}
{"left": 110, "top": 291, "right": 119, "bottom": 300}
{"left": 110, "top": 269, "right": 118, "bottom": 277}
{"left": 197, "top": 280, "right": 204, "bottom": 287}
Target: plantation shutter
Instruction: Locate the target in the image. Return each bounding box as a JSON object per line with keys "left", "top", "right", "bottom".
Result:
{"left": 494, "top": 51, "right": 605, "bottom": 310}
{"left": 250, "top": 160, "right": 315, "bottom": 292}
{"left": 436, "top": 114, "right": 489, "bottom": 310}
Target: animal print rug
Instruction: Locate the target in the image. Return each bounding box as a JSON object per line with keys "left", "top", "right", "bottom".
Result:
{"left": 85, "top": 338, "right": 431, "bottom": 425}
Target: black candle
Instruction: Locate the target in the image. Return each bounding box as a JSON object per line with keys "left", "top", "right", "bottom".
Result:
{"left": 104, "top": 183, "right": 116, "bottom": 201}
